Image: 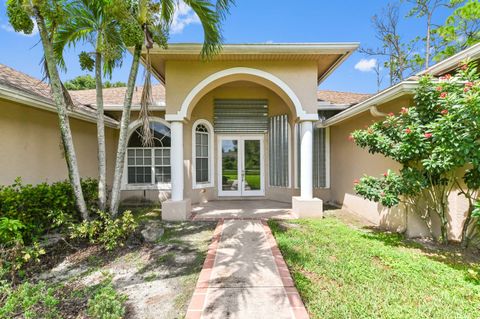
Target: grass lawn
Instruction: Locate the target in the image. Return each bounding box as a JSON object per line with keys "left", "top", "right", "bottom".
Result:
{"left": 268, "top": 217, "right": 480, "bottom": 319}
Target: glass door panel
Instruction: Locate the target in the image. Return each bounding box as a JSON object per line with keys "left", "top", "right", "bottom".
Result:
{"left": 221, "top": 140, "right": 240, "bottom": 194}
{"left": 243, "top": 140, "right": 261, "bottom": 192}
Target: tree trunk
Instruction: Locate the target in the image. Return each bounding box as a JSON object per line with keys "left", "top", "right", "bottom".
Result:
{"left": 461, "top": 197, "right": 474, "bottom": 248}
{"left": 109, "top": 44, "right": 142, "bottom": 216}
{"left": 425, "top": 14, "right": 432, "bottom": 69}
{"left": 95, "top": 48, "right": 107, "bottom": 211}
{"left": 33, "top": 6, "right": 89, "bottom": 220}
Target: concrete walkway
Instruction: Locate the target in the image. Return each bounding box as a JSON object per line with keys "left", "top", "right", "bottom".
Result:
{"left": 186, "top": 219, "right": 309, "bottom": 319}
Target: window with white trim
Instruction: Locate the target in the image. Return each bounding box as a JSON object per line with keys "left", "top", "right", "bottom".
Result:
{"left": 127, "top": 122, "right": 171, "bottom": 185}
{"left": 193, "top": 120, "right": 213, "bottom": 187}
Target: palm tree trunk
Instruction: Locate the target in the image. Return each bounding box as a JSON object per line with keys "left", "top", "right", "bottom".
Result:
{"left": 109, "top": 44, "right": 142, "bottom": 216}
{"left": 33, "top": 6, "right": 89, "bottom": 220}
{"left": 95, "top": 50, "right": 107, "bottom": 211}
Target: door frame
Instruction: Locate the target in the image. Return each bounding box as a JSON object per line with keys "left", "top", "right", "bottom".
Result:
{"left": 217, "top": 135, "right": 265, "bottom": 197}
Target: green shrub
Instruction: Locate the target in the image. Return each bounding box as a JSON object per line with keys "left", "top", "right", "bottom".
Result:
{"left": 87, "top": 284, "right": 126, "bottom": 319}
{"left": 0, "top": 281, "right": 59, "bottom": 319}
{"left": 0, "top": 178, "right": 98, "bottom": 242}
{"left": 69, "top": 211, "right": 137, "bottom": 251}
{"left": 0, "top": 217, "right": 26, "bottom": 244}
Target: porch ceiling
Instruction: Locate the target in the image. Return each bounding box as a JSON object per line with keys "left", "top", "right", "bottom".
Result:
{"left": 139, "top": 43, "right": 359, "bottom": 84}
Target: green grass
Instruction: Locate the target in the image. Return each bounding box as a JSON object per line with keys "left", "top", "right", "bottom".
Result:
{"left": 268, "top": 218, "right": 480, "bottom": 319}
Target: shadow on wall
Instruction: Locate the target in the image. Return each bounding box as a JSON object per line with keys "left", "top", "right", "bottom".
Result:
{"left": 342, "top": 192, "right": 470, "bottom": 241}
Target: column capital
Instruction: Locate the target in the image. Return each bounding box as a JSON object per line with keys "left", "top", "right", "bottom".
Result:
{"left": 165, "top": 114, "right": 186, "bottom": 122}
{"left": 297, "top": 113, "right": 319, "bottom": 122}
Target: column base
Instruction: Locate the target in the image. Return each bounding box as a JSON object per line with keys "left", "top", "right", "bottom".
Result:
{"left": 292, "top": 196, "right": 323, "bottom": 218}
{"left": 162, "top": 199, "right": 192, "bottom": 221}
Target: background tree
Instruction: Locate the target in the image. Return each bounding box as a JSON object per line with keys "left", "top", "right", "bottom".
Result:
{"left": 360, "top": 3, "right": 417, "bottom": 85}
{"left": 54, "top": 0, "right": 124, "bottom": 211}
{"left": 405, "top": 0, "right": 450, "bottom": 68}
{"left": 108, "top": 0, "right": 235, "bottom": 215}
{"left": 6, "top": 0, "right": 89, "bottom": 220}
{"left": 434, "top": 0, "right": 480, "bottom": 60}
{"left": 65, "top": 74, "right": 126, "bottom": 90}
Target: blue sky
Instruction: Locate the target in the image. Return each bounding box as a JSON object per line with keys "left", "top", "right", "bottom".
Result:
{"left": 0, "top": 0, "right": 453, "bottom": 93}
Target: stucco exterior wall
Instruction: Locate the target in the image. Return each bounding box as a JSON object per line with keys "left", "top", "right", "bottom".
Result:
{"left": 329, "top": 96, "right": 469, "bottom": 240}
{"left": 164, "top": 60, "right": 319, "bottom": 117}
{"left": 0, "top": 98, "right": 117, "bottom": 186}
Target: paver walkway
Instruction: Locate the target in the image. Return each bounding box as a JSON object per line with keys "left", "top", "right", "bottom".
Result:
{"left": 186, "top": 219, "right": 309, "bottom": 319}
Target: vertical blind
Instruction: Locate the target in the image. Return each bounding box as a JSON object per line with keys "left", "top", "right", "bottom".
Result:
{"left": 269, "top": 115, "right": 289, "bottom": 187}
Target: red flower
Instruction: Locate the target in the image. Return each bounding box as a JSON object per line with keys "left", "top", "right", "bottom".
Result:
{"left": 348, "top": 134, "right": 355, "bottom": 141}
{"left": 445, "top": 74, "right": 452, "bottom": 79}
{"left": 353, "top": 179, "right": 360, "bottom": 185}
{"left": 383, "top": 172, "right": 388, "bottom": 177}
{"left": 464, "top": 87, "right": 470, "bottom": 93}
{"left": 441, "top": 109, "right": 448, "bottom": 115}
{"left": 424, "top": 132, "right": 433, "bottom": 139}
{"left": 405, "top": 128, "right": 412, "bottom": 134}
{"left": 461, "top": 64, "right": 468, "bottom": 70}
{"left": 436, "top": 86, "right": 443, "bottom": 91}
{"left": 400, "top": 107, "right": 409, "bottom": 114}
{"left": 440, "top": 92, "right": 448, "bottom": 99}
{"left": 388, "top": 112, "right": 395, "bottom": 117}
{"left": 466, "top": 82, "right": 474, "bottom": 87}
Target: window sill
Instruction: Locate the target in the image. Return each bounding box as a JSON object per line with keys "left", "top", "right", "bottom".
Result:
{"left": 192, "top": 183, "right": 214, "bottom": 190}
{"left": 122, "top": 183, "right": 172, "bottom": 191}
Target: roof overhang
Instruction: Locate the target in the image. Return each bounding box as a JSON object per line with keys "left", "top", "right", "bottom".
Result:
{"left": 317, "top": 81, "right": 419, "bottom": 127}
{"left": 417, "top": 43, "right": 480, "bottom": 76}
{"left": 0, "top": 84, "right": 119, "bottom": 128}
{"left": 135, "top": 42, "right": 360, "bottom": 85}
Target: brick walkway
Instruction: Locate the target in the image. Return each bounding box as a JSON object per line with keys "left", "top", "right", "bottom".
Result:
{"left": 186, "top": 219, "right": 309, "bottom": 319}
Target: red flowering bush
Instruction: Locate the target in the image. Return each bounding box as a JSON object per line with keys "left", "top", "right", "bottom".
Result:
{"left": 351, "top": 61, "right": 480, "bottom": 245}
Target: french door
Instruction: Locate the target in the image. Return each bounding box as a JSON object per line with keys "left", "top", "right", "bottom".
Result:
{"left": 217, "top": 136, "right": 264, "bottom": 197}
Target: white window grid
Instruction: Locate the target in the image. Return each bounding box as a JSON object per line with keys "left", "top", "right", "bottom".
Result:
{"left": 127, "top": 147, "right": 171, "bottom": 185}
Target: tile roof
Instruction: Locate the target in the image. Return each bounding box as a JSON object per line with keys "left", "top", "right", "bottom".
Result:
{"left": 317, "top": 90, "right": 372, "bottom": 105}
{"left": 69, "top": 84, "right": 166, "bottom": 107}
{"left": 0, "top": 63, "right": 108, "bottom": 121}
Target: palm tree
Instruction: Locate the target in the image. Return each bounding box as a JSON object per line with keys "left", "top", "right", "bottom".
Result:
{"left": 109, "top": 0, "right": 235, "bottom": 215}
{"left": 54, "top": 0, "right": 124, "bottom": 211}
{"left": 6, "top": 0, "right": 90, "bottom": 220}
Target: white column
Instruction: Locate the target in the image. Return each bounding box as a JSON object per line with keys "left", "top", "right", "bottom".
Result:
{"left": 300, "top": 121, "right": 313, "bottom": 199}
{"left": 170, "top": 121, "right": 184, "bottom": 201}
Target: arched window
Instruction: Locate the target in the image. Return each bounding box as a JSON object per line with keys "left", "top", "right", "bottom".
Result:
{"left": 127, "top": 122, "right": 171, "bottom": 185}
{"left": 192, "top": 120, "right": 213, "bottom": 188}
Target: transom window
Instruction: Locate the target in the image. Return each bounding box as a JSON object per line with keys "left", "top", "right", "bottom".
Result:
{"left": 193, "top": 120, "right": 213, "bottom": 188}
{"left": 127, "top": 122, "right": 171, "bottom": 185}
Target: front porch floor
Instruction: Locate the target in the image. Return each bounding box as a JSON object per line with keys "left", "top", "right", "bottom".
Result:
{"left": 191, "top": 200, "right": 296, "bottom": 220}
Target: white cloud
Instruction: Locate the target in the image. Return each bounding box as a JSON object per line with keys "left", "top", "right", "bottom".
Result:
{"left": 354, "top": 58, "right": 377, "bottom": 72}
{"left": 170, "top": 1, "right": 200, "bottom": 34}
{"left": 0, "top": 19, "right": 38, "bottom": 37}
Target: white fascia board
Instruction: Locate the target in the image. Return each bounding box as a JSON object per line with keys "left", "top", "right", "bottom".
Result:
{"left": 0, "top": 85, "right": 119, "bottom": 128}
{"left": 417, "top": 43, "right": 480, "bottom": 76}
{"left": 317, "top": 81, "right": 419, "bottom": 128}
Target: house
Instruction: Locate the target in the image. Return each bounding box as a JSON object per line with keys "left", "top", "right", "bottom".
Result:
{"left": 1, "top": 42, "right": 479, "bottom": 240}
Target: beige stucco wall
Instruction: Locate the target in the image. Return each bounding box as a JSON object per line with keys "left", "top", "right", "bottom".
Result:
{"left": 329, "top": 95, "right": 469, "bottom": 240}
{"left": 0, "top": 98, "right": 117, "bottom": 186}
{"left": 164, "top": 60, "right": 319, "bottom": 118}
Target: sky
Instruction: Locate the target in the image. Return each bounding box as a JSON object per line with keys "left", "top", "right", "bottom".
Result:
{"left": 0, "top": 0, "right": 454, "bottom": 94}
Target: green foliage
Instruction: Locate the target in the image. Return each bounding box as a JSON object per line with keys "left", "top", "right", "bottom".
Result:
{"left": 69, "top": 211, "right": 137, "bottom": 250}
{"left": 78, "top": 51, "right": 95, "bottom": 72}
{"left": 6, "top": 0, "right": 34, "bottom": 34}
{"left": 64, "top": 74, "right": 127, "bottom": 90}
{"left": 351, "top": 61, "right": 480, "bottom": 243}
{"left": 435, "top": 0, "right": 480, "bottom": 60}
{"left": 0, "top": 178, "right": 98, "bottom": 242}
{"left": 0, "top": 281, "right": 59, "bottom": 319}
{"left": 0, "top": 218, "right": 26, "bottom": 244}
{"left": 87, "top": 283, "right": 127, "bottom": 319}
